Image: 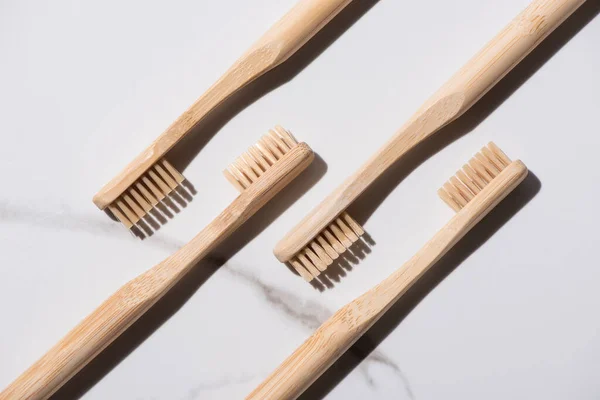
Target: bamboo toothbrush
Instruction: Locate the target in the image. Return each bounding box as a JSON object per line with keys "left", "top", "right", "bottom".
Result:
{"left": 248, "top": 142, "right": 528, "bottom": 400}
{"left": 1, "top": 127, "right": 314, "bottom": 400}
{"left": 275, "top": 0, "right": 584, "bottom": 280}
{"left": 93, "top": 0, "right": 353, "bottom": 230}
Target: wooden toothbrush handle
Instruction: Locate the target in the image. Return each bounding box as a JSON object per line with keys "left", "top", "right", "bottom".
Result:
{"left": 0, "top": 211, "right": 238, "bottom": 400}
{"left": 0, "top": 209, "right": 243, "bottom": 400}
{"left": 250, "top": 0, "right": 353, "bottom": 63}
{"left": 0, "top": 270, "right": 169, "bottom": 400}
{"left": 246, "top": 299, "right": 379, "bottom": 400}
{"left": 274, "top": 0, "right": 584, "bottom": 263}
{"left": 432, "top": 0, "right": 585, "bottom": 116}
{"left": 157, "top": 0, "right": 353, "bottom": 143}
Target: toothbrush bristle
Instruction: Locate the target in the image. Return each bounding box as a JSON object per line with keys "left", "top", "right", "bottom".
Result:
{"left": 108, "top": 159, "right": 186, "bottom": 229}
{"left": 223, "top": 125, "right": 299, "bottom": 192}
{"left": 438, "top": 142, "right": 511, "bottom": 211}
{"left": 289, "top": 212, "right": 365, "bottom": 281}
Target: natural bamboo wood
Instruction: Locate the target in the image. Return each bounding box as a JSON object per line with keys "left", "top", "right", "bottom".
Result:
{"left": 248, "top": 143, "right": 528, "bottom": 400}
{"left": 93, "top": 0, "right": 352, "bottom": 214}
{"left": 274, "top": 0, "right": 585, "bottom": 278}
{"left": 1, "top": 132, "right": 314, "bottom": 400}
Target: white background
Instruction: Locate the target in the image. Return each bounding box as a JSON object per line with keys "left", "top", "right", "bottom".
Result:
{"left": 1, "top": 0, "right": 599, "bottom": 399}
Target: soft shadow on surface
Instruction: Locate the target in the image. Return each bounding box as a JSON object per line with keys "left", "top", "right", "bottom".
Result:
{"left": 300, "top": 172, "right": 541, "bottom": 400}
{"left": 168, "top": 0, "right": 380, "bottom": 173}
{"left": 348, "top": 0, "right": 599, "bottom": 226}
{"left": 51, "top": 155, "right": 326, "bottom": 400}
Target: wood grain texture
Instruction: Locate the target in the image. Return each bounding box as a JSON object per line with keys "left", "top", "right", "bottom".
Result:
{"left": 1, "top": 143, "right": 314, "bottom": 400}
{"left": 274, "top": 0, "right": 585, "bottom": 263}
{"left": 93, "top": 0, "right": 352, "bottom": 209}
{"left": 249, "top": 158, "right": 528, "bottom": 400}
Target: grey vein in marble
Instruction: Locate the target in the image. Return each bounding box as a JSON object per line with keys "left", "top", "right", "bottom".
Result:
{"left": 0, "top": 201, "right": 183, "bottom": 253}
{"left": 0, "top": 201, "right": 116, "bottom": 234}
{"left": 363, "top": 351, "right": 415, "bottom": 399}
{"left": 226, "top": 265, "right": 332, "bottom": 330}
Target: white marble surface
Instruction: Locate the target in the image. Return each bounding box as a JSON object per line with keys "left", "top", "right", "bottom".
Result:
{"left": 1, "top": 0, "right": 600, "bottom": 399}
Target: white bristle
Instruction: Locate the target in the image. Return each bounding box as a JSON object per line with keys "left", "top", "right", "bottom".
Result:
{"left": 288, "top": 212, "right": 365, "bottom": 281}
{"left": 109, "top": 159, "right": 187, "bottom": 230}
{"left": 438, "top": 142, "right": 511, "bottom": 212}
{"left": 223, "top": 126, "right": 299, "bottom": 192}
